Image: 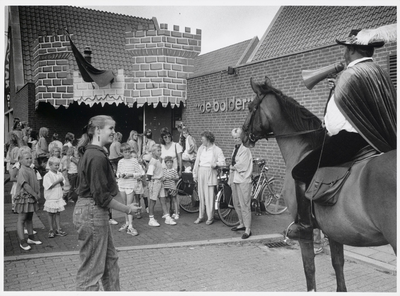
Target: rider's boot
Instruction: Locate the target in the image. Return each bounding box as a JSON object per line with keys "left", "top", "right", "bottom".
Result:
{"left": 286, "top": 180, "right": 313, "bottom": 241}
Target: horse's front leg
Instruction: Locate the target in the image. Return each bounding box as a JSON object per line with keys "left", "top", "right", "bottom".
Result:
{"left": 298, "top": 240, "right": 316, "bottom": 291}
{"left": 328, "top": 238, "right": 347, "bottom": 292}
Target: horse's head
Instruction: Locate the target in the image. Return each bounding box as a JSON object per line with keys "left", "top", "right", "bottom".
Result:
{"left": 242, "top": 77, "right": 274, "bottom": 148}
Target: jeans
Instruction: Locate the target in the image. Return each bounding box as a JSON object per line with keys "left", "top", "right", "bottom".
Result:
{"left": 73, "top": 198, "right": 120, "bottom": 291}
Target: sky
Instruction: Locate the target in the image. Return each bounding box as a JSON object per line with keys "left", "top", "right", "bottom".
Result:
{"left": 83, "top": 4, "right": 281, "bottom": 55}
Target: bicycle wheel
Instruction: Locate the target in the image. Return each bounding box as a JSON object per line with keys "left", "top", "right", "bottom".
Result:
{"left": 216, "top": 186, "right": 239, "bottom": 227}
{"left": 177, "top": 180, "right": 199, "bottom": 213}
{"left": 260, "top": 178, "right": 287, "bottom": 215}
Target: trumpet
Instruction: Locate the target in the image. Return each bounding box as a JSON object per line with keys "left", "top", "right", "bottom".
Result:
{"left": 302, "top": 62, "right": 345, "bottom": 90}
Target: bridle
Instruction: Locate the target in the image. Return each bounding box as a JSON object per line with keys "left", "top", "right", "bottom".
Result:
{"left": 244, "top": 93, "right": 324, "bottom": 143}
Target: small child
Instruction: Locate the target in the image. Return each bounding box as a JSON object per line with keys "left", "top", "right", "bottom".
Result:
{"left": 62, "top": 146, "right": 79, "bottom": 203}
{"left": 116, "top": 143, "right": 144, "bottom": 236}
{"left": 163, "top": 156, "right": 180, "bottom": 219}
{"left": 147, "top": 144, "right": 176, "bottom": 226}
{"left": 14, "top": 147, "right": 42, "bottom": 251}
{"left": 43, "top": 157, "right": 67, "bottom": 238}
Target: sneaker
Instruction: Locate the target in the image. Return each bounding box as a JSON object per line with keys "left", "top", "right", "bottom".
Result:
{"left": 127, "top": 226, "right": 139, "bottom": 236}
{"left": 171, "top": 213, "right": 177, "bottom": 219}
{"left": 24, "top": 229, "right": 37, "bottom": 235}
{"left": 109, "top": 219, "right": 119, "bottom": 225}
{"left": 165, "top": 216, "right": 177, "bottom": 225}
{"left": 27, "top": 238, "right": 42, "bottom": 245}
{"left": 19, "top": 242, "right": 31, "bottom": 251}
{"left": 174, "top": 214, "right": 179, "bottom": 220}
{"left": 161, "top": 214, "right": 168, "bottom": 219}
{"left": 48, "top": 230, "right": 55, "bottom": 238}
{"left": 119, "top": 223, "right": 129, "bottom": 232}
{"left": 148, "top": 218, "right": 160, "bottom": 227}
{"left": 55, "top": 229, "right": 67, "bottom": 237}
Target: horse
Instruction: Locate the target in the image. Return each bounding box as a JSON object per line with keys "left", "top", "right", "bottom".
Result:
{"left": 241, "top": 77, "right": 396, "bottom": 292}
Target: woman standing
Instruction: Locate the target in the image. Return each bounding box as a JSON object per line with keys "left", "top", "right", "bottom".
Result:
{"left": 160, "top": 128, "right": 183, "bottom": 175}
{"left": 127, "top": 130, "right": 142, "bottom": 156}
{"left": 108, "top": 132, "right": 123, "bottom": 172}
{"left": 229, "top": 128, "right": 253, "bottom": 239}
{"left": 192, "top": 131, "right": 225, "bottom": 225}
{"left": 62, "top": 132, "right": 75, "bottom": 156}
{"left": 181, "top": 127, "right": 197, "bottom": 162}
{"left": 73, "top": 115, "right": 141, "bottom": 291}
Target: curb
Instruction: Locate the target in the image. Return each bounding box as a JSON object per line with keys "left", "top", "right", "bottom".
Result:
{"left": 4, "top": 233, "right": 283, "bottom": 262}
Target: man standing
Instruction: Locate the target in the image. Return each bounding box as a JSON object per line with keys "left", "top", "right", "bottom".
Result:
{"left": 287, "top": 27, "right": 397, "bottom": 241}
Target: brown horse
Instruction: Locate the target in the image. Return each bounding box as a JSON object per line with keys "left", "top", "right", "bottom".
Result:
{"left": 242, "top": 77, "right": 396, "bottom": 292}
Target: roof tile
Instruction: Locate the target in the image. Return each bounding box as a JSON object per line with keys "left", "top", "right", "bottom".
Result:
{"left": 252, "top": 6, "right": 397, "bottom": 62}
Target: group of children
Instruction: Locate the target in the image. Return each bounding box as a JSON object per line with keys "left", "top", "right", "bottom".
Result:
{"left": 116, "top": 143, "right": 180, "bottom": 236}
{"left": 10, "top": 143, "right": 80, "bottom": 251}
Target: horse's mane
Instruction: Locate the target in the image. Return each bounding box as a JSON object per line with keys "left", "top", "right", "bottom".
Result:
{"left": 258, "top": 84, "right": 325, "bottom": 149}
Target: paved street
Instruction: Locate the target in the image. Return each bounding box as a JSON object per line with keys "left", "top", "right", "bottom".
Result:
{"left": 4, "top": 241, "right": 396, "bottom": 292}
{"left": 3, "top": 178, "right": 397, "bottom": 292}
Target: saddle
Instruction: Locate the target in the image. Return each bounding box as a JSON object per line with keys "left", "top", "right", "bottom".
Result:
{"left": 305, "top": 146, "right": 379, "bottom": 206}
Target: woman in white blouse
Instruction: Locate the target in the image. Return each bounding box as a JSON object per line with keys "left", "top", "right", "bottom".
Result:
{"left": 229, "top": 128, "right": 253, "bottom": 239}
{"left": 192, "top": 131, "right": 225, "bottom": 225}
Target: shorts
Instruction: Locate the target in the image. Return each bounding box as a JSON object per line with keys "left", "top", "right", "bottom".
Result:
{"left": 118, "top": 186, "right": 134, "bottom": 195}
{"left": 164, "top": 188, "right": 177, "bottom": 197}
{"left": 148, "top": 179, "right": 165, "bottom": 201}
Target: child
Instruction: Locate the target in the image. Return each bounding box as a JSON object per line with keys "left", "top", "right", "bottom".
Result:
{"left": 130, "top": 149, "right": 146, "bottom": 219}
{"left": 62, "top": 146, "right": 79, "bottom": 203}
{"left": 43, "top": 157, "right": 67, "bottom": 238}
{"left": 116, "top": 143, "right": 143, "bottom": 236}
{"left": 147, "top": 144, "right": 176, "bottom": 226}
{"left": 163, "top": 156, "right": 180, "bottom": 219}
{"left": 14, "top": 147, "right": 42, "bottom": 251}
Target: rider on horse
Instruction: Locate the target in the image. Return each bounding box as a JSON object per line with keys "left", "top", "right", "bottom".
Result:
{"left": 287, "top": 28, "right": 397, "bottom": 241}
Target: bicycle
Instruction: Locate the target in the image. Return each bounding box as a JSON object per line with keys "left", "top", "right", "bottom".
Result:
{"left": 177, "top": 171, "right": 199, "bottom": 213}
{"left": 250, "top": 158, "right": 287, "bottom": 215}
{"left": 215, "top": 158, "right": 287, "bottom": 227}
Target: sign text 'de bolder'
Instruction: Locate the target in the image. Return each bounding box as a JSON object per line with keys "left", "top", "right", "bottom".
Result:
{"left": 196, "top": 97, "right": 253, "bottom": 113}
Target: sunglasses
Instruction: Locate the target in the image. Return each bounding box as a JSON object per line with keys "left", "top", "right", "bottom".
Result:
{"left": 163, "top": 135, "right": 171, "bottom": 139}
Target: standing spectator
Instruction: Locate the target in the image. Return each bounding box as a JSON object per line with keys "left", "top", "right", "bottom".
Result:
{"left": 127, "top": 130, "right": 142, "bottom": 156}
{"left": 36, "top": 127, "right": 49, "bottom": 156}
{"left": 147, "top": 144, "right": 176, "bottom": 226}
{"left": 5, "top": 131, "right": 22, "bottom": 173}
{"left": 48, "top": 133, "right": 63, "bottom": 152}
{"left": 163, "top": 156, "right": 180, "bottom": 219}
{"left": 192, "top": 131, "right": 226, "bottom": 225}
{"left": 116, "top": 143, "right": 144, "bottom": 236}
{"left": 12, "top": 118, "right": 24, "bottom": 143}
{"left": 181, "top": 127, "right": 197, "bottom": 162}
{"left": 73, "top": 115, "right": 141, "bottom": 291}
{"left": 141, "top": 129, "right": 156, "bottom": 162}
{"left": 109, "top": 132, "right": 123, "bottom": 172}
{"left": 14, "top": 147, "right": 42, "bottom": 251}
{"left": 28, "top": 130, "right": 38, "bottom": 151}
{"left": 160, "top": 127, "right": 183, "bottom": 175}
{"left": 229, "top": 128, "right": 253, "bottom": 239}
{"left": 20, "top": 121, "right": 29, "bottom": 145}
{"left": 62, "top": 132, "right": 75, "bottom": 156}
{"left": 62, "top": 146, "right": 79, "bottom": 203}
{"left": 43, "top": 157, "right": 67, "bottom": 238}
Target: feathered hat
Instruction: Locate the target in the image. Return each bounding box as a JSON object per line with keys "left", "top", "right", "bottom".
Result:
{"left": 336, "top": 24, "right": 397, "bottom": 48}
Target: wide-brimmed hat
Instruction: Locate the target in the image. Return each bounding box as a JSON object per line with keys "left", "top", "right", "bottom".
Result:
{"left": 336, "top": 29, "right": 384, "bottom": 47}
{"left": 336, "top": 24, "right": 397, "bottom": 48}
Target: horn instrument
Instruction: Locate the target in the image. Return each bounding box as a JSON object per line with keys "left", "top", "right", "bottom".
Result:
{"left": 302, "top": 62, "right": 345, "bottom": 90}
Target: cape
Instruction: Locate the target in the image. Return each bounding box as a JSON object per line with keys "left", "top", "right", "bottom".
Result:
{"left": 334, "top": 60, "right": 397, "bottom": 153}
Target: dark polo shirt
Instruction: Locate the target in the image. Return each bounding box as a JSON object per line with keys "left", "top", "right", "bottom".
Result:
{"left": 77, "top": 144, "right": 118, "bottom": 208}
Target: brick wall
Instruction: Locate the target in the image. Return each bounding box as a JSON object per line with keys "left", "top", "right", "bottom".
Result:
{"left": 124, "top": 23, "right": 201, "bottom": 107}
{"left": 33, "top": 33, "right": 74, "bottom": 108}
{"left": 185, "top": 43, "right": 396, "bottom": 179}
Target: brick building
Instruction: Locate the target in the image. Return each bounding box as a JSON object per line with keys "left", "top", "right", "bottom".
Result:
{"left": 185, "top": 6, "right": 397, "bottom": 179}
{"left": 5, "top": 6, "right": 201, "bottom": 143}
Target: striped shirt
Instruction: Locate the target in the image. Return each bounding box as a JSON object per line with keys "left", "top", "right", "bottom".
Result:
{"left": 117, "top": 157, "right": 144, "bottom": 188}
{"left": 163, "top": 168, "right": 178, "bottom": 189}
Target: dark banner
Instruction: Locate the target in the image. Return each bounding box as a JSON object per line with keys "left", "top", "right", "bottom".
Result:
{"left": 66, "top": 32, "right": 115, "bottom": 87}
{"left": 5, "top": 26, "right": 11, "bottom": 106}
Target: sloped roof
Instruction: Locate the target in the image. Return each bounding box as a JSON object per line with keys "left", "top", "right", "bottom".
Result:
{"left": 192, "top": 37, "right": 258, "bottom": 77}
{"left": 18, "top": 6, "right": 155, "bottom": 82}
{"left": 251, "top": 6, "right": 397, "bottom": 62}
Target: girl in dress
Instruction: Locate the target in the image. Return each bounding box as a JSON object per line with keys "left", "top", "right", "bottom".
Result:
{"left": 14, "top": 147, "right": 42, "bottom": 251}
{"left": 43, "top": 157, "right": 67, "bottom": 238}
